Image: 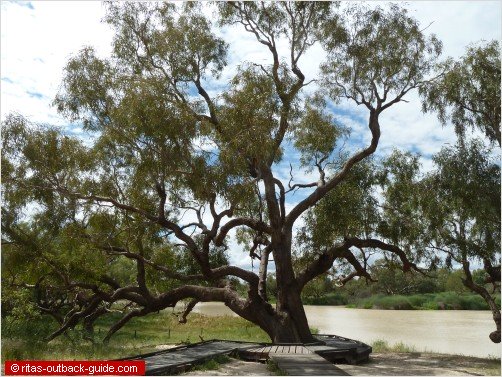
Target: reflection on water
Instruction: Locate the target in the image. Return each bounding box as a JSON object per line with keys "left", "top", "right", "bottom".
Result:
{"left": 190, "top": 302, "right": 500, "bottom": 358}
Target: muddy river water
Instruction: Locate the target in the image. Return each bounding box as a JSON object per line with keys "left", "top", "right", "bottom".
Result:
{"left": 190, "top": 302, "right": 500, "bottom": 358}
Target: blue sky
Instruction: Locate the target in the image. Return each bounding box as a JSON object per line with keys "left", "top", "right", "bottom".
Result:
{"left": 1, "top": 1, "right": 501, "bottom": 270}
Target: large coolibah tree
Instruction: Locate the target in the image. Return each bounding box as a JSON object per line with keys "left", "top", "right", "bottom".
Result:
{"left": 2, "top": 2, "right": 442, "bottom": 343}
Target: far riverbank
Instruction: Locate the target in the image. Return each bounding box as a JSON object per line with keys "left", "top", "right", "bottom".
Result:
{"left": 302, "top": 291, "right": 501, "bottom": 310}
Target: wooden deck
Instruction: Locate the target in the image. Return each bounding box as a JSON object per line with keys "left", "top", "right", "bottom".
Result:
{"left": 239, "top": 335, "right": 371, "bottom": 364}
{"left": 122, "top": 340, "right": 261, "bottom": 375}
{"left": 122, "top": 335, "right": 372, "bottom": 375}
{"left": 238, "top": 344, "right": 314, "bottom": 361}
{"left": 271, "top": 354, "right": 350, "bottom": 376}
{"left": 315, "top": 334, "right": 372, "bottom": 364}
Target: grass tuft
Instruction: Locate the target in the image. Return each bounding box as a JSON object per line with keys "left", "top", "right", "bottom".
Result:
{"left": 371, "top": 339, "right": 416, "bottom": 353}
{"left": 190, "top": 355, "right": 232, "bottom": 371}
{"left": 267, "top": 359, "right": 288, "bottom": 375}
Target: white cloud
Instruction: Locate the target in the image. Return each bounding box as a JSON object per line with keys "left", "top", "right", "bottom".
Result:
{"left": 408, "top": 1, "right": 501, "bottom": 58}
{"left": 1, "top": 1, "right": 113, "bottom": 125}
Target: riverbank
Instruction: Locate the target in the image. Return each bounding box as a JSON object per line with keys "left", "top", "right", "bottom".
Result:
{"left": 303, "top": 291, "right": 501, "bottom": 310}
{"left": 182, "top": 353, "right": 502, "bottom": 376}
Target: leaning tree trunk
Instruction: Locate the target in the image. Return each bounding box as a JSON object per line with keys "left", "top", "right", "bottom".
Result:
{"left": 463, "top": 278, "right": 501, "bottom": 343}
{"left": 461, "top": 251, "right": 501, "bottom": 343}
{"left": 462, "top": 273, "right": 501, "bottom": 343}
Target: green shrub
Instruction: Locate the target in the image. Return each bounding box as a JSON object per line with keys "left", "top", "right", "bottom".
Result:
{"left": 422, "top": 301, "right": 439, "bottom": 310}
{"left": 303, "top": 292, "right": 348, "bottom": 306}
{"left": 363, "top": 301, "right": 374, "bottom": 309}
{"left": 375, "top": 296, "right": 413, "bottom": 310}
{"left": 2, "top": 316, "right": 57, "bottom": 339}
{"left": 407, "top": 294, "right": 430, "bottom": 308}
{"left": 350, "top": 292, "right": 499, "bottom": 311}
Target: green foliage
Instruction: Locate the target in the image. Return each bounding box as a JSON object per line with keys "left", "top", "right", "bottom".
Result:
{"left": 302, "top": 292, "right": 348, "bottom": 306}
{"left": 428, "top": 140, "right": 500, "bottom": 260}
{"left": 218, "top": 65, "right": 282, "bottom": 168}
{"left": 301, "top": 274, "right": 334, "bottom": 301}
{"left": 420, "top": 40, "right": 501, "bottom": 145}
{"left": 293, "top": 98, "right": 347, "bottom": 168}
{"left": 371, "top": 339, "right": 416, "bottom": 353}
{"left": 2, "top": 315, "right": 56, "bottom": 340}
{"left": 298, "top": 160, "right": 379, "bottom": 252}
{"left": 321, "top": 4, "right": 441, "bottom": 107}
{"left": 377, "top": 150, "right": 425, "bottom": 248}
{"left": 376, "top": 140, "right": 500, "bottom": 341}
{"left": 2, "top": 311, "right": 269, "bottom": 361}
{"left": 350, "top": 292, "right": 499, "bottom": 311}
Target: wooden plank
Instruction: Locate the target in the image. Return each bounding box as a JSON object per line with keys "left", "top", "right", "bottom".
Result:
{"left": 271, "top": 354, "right": 349, "bottom": 376}
{"left": 296, "top": 346, "right": 311, "bottom": 354}
{"left": 140, "top": 340, "right": 253, "bottom": 375}
{"left": 307, "top": 345, "right": 343, "bottom": 353}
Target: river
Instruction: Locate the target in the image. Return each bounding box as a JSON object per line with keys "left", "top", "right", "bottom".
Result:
{"left": 190, "top": 302, "right": 501, "bottom": 358}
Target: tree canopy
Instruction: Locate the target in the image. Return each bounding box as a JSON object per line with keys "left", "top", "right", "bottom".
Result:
{"left": 421, "top": 40, "right": 501, "bottom": 146}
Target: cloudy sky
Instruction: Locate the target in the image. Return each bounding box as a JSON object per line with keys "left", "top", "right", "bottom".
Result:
{"left": 1, "top": 1, "right": 500, "bottom": 269}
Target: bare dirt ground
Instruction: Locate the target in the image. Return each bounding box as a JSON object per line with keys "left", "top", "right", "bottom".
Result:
{"left": 182, "top": 352, "right": 501, "bottom": 376}
{"left": 339, "top": 352, "right": 501, "bottom": 376}
{"left": 182, "top": 359, "right": 271, "bottom": 376}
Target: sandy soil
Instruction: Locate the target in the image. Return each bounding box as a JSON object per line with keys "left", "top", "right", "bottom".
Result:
{"left": 182, "top": 359, "right": 271, "bottom": 376}
{"left": 182, "top": 352, "right": 501, "bottom": 376}
{"left": 339, "top": 352, "right": 501, "bottom": 376}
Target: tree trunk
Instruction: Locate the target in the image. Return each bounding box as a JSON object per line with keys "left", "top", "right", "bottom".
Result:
{"left": 267, "top": 232, "right": 316, "bottom": 343}
{"left": 223, "top": 230, "right": 316, "bottom": 344}
{"left": 272, "top": 290, "right": 316, "bottom": 343}
{"left": 489, "top": 310, "right": 501, "bottom": 344}
{"left": 267, "top": 310, "right": 315, "bottom": 343}
{"left": 462, "top": 276, "right": 501, "bottom": 344}
{"left": 239, "top": 296, "right": 316, "bottom": 344}
{"left": 461, "top": 248, "right": 501, "bottom": 344}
